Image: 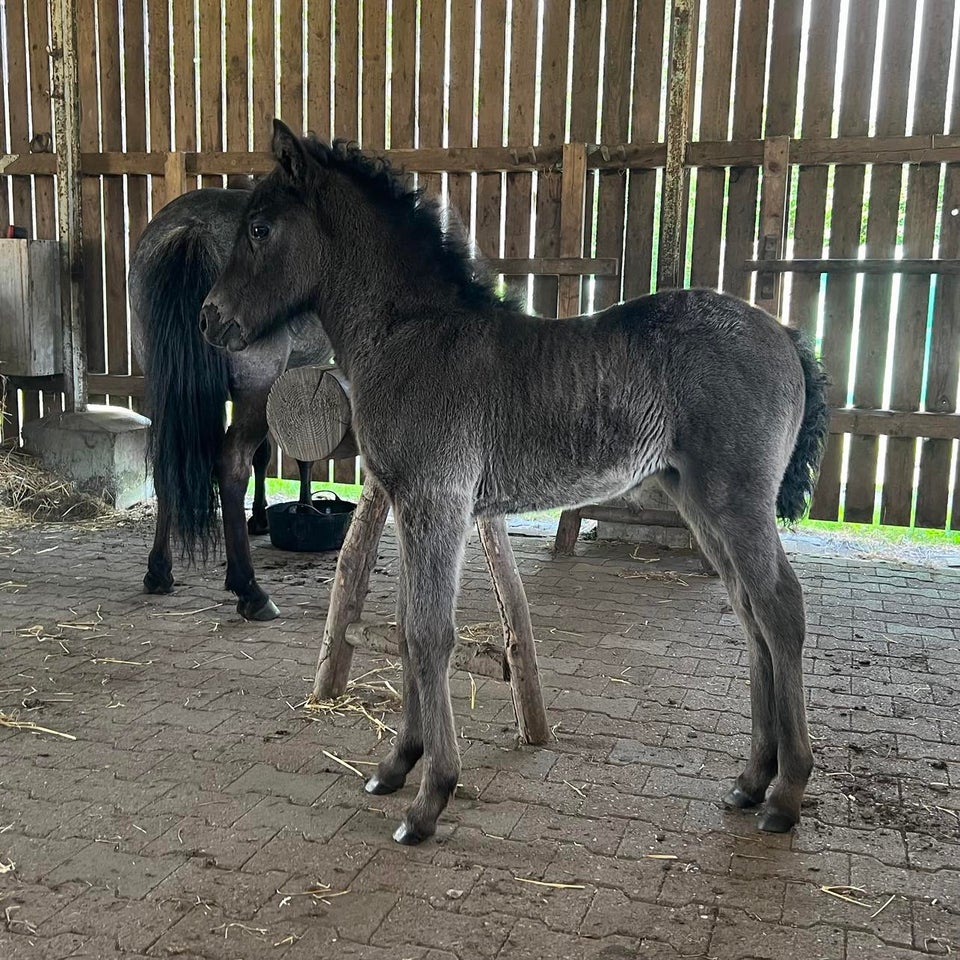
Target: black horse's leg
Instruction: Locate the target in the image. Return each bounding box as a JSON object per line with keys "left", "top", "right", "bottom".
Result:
{"left": 366, "top": 544, "right": 424, "bottom": 795}
{"left": 389, "top": 493, "right": 470, "bottom": 844}
{"left": 218, "top": 391, "right": 279, "bottom": 621}
{"left": 143, "top": 496, "right": 175, "bottom": 594}
{"left": 247, "top": 438, "right": 272, "bottom": 535}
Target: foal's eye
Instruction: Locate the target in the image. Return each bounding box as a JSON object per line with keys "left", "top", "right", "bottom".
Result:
{"left": 249, "top": 222, "right": 271, "bottom": 241}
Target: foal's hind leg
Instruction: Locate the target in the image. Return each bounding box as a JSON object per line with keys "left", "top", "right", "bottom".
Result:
{"left": 388, "top": 493, "right": 470, "bottom": 844}
{"left": 144, "top": 497, "right": 175, "bottom": 594}
{"left": 662, "top": 476, "right": 812, "bottom": 831}
{"left": 247, "top": 438, "right": 272, "bottom": 536}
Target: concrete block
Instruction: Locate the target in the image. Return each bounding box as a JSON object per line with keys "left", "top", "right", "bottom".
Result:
{"left": 22, "top": 405, "right": 152, "bottom": 509}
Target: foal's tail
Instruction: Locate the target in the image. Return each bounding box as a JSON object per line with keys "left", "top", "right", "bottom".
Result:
{"left": 776, "top": 328, "right": 830, "bottom": 523}
{"left": 140, "top": 225, "right": 229, "bottom": 561}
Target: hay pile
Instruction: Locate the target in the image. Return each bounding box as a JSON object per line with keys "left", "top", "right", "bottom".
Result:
{"left": 0, "top": 441, "right": 114, "bottom": 523}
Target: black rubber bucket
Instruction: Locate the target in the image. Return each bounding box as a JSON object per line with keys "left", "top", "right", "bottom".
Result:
{"left": 266, "top": 492, "right": 356, "bottom": 552}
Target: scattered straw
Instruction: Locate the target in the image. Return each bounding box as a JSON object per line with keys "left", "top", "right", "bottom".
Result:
{"left": 216, "top": 922, "right": 267, "bottom": 940}
{"left": 514, "top": 877, "right": 586, "bottom": 890}
{"left": 0, "top": 711, "right": 75, "bottom": 741}
{"left": 90, "top": 657, "right": 153, "bottom": 667}
{"left": 0, "top": 441, "right": 115, "bottom": 524}
{"left": 0, "top": 859, "right": 15, "bottom": 874}
{"left": 643, "top": 854, "right": 679, "bottom": 861}
{"left": 870, "top": 893, "right": 897, "bottom": 919}
{"left": 820, "top": 885, "right": 874, "bottom": 908}
{"left": 321, "top": 749, "right": 365, "bottom": 778}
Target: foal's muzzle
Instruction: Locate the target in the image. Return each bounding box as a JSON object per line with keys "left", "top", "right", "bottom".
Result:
{"left": 200, "top": 302, "right": 247, "bottom": 352}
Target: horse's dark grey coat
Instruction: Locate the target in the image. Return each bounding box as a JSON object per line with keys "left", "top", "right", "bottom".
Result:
{"left": 129, "top": 187, "right": 333, "bottom": 619}
{"left": 202, "top": 121, "right": 830, "bottom": 844}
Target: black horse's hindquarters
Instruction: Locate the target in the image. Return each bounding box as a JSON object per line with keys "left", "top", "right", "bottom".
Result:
{"left": 203, "top": 123, "right": 829, "bottom": 846}
{"left": 128, "top": 186, "right": 334, "bottom": 621}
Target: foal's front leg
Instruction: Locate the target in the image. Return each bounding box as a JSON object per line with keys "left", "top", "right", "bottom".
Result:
{"left": 388, "top": 495, "right": 469, "bottom": 844}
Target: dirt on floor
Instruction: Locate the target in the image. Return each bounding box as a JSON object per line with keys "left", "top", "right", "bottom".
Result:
{"left": 0, "top": 506, "right": 958, "bottom": 960}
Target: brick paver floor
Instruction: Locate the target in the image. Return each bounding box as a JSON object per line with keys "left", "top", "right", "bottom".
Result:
{"left": 1, "top": 510, "right": 958, "bottom": 959}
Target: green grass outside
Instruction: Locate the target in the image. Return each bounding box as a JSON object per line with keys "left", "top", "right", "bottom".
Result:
{"left": 258, "top": 477, "right": 960, "bottom": 547}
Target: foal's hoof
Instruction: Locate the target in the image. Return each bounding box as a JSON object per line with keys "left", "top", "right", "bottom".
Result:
{"left": 722, "top": 785, "right": 763, "bottom": 810}
{"left": 238, "top": 596, "right": 280, "bottom": 621}
{"left": 365, "top": 776, "right": 402, "bottom": 796}
{"left": 758, "top": 809, "right": 798, "bottom": 833}
{"left": 392, "top": 821, "right": 429, "bottom": 845}
{"left": 247, "top": 515, "right": 270, "bottom": 536}
{"left": 143, "top": 571, "right": 174, "bottom": 595}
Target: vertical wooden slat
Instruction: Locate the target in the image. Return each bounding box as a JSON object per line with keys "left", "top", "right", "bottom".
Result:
{"left": 446, "top": 0, "right": 475, "bottom": 240}
{"left": 307, "top": 0, "right": 332, "bottom": 138}
{"left": 417, "top": 0, "right": 445, "bottom": 201}
{"left": 361, "top": 0, "right": 386, "bottom": 148}
{"left": 124, "top": 0, "right": 150, "bottom": 254}
{"left": 475, "top": 0, "right": 506, "bottom": 263}
{"left": 754, "top": 136, "right": 790, "bottom": 315}
{"left": 502, "top": 1, "right": 535, "bottom": 304}
{"left": 26, "top": 0, "right": 56, "bottom": 240}
{"left": 558, "top": 142, "right": 588, "bottom": 318}
{"left": 225, "top": 0, "right": 248, "bottom": 151}
{"left": 784, "top": 1, "right": 840, "bottom": 338}
{"left": 689, "top": 0, "right": 733, "bottom": 290}
{"left": 532, "top": 3, "right": 570, "bottom": 317}
{"left": 390, "top": 0, "right": 416, "bottom": 149}
{"left": 810, "top": 4, "right": 879, "bottom": 522}
{"left": 592, "top": 0, "right": 633, "bottom": 310}
{"left": 98, "top": 0, "right": 130, "bottom": 391}
{"left": 843, "top": 3, "right": 914, "bottom": 524}
{"left": 568, "top": 0, "right": 600, "bottom": 308}
{"left": 280, "top": 0, "right": 305, "bottom": 131}
{"left": 5, "top": 0, "right": 32, "bottom": 231}
{"left": 720, "top": 0, "right": 771, "bottom": 300}
{"left": 330, "top": 1, "right": 360, "bottom": 485}
{"left": 882, "top": 6, "right": 953, "bottom": 527}
{"left": 623, "top": 0, "right": 666, "bottom": 302}
{"left": 251, "top": 0, "right": 275, "bottom": 149}
{"left": 148, "top": 0, "right": 172, "bottom": 213}
{"left": 199, "top": 0, "right": 223, "bottom": 187}
{"left": 0, "top": 0, "right": 8, "bottom": 239}
{"left": 78, "top": 0, "right": 105, "bottom": 396}
{"left": 334, "top": 0, "right": 359, "bottom": 139}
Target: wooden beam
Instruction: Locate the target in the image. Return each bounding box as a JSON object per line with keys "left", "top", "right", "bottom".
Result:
{"left": 755, "top": 136, "right": 791, "bottom": 312}
{"left": 657, "top": 0, "right": 694, "bottom": 289}
{"left": 829, "top": 409, "right": 960, "bottom": 440}
{"left": 746, "top": 258, "right": 960, "bottom": 276}
{"left": 486, "top": 256, "right": 619, "bottom": 276}
{"left": 557, "top": 142, "right": 589, "bottom": 317}
{"left": 477, "top": 517, "right": 550, "bottom": 745}
{"left": 87, "top": 374, "right": 146, "bottom": 396}
{"left": 50, "top": 0, "right": 86, "bottom": 412}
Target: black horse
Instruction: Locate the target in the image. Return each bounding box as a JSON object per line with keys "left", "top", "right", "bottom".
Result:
{"left": 202, "top": 120, "right": 829, "bottom": 844}
{"left": 129, "top": 188, "right": 334, "bottom": 620}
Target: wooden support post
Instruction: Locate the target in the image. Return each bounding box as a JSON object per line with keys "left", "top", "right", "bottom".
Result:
{"left": 554, "top": 141, "right": 589, "bottom": 553}
{"left": 477, "top": 517, "right": 550, "bottom": 745}
{"left": 312, "top": 480, "right": 390, "bottom": 699}
{"left": 50, "top": 0, "right": 86, "bottom": 413}
{"left": 657, "top": 0, "right": 694, "bottom": 290}
{"left": 164, "top": 151, "right": 188, "bottom": 205}
{"left": 755, "top": 136, "right": 791, "bottom": 314}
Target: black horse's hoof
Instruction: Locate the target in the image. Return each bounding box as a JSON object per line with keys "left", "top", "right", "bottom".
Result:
{"left": 393, "top": 821, "right": 429, "bottom": 845}
{"left": 365, "top": 775, "right": 402, "bottom": 796}
{"left": 722, "top": 785, "right": 763, "bottom": 810}
{"left": 238, "top": 596, "right": 280, "bottom": 621}
{"left": 758, "top": 809, "right": 798, "bottom": 833}
{"left": 247, "top": 515, "right": 270, "bottom": 536}
{"left": 143, "top": 571, "right": 174, "bottom": 595}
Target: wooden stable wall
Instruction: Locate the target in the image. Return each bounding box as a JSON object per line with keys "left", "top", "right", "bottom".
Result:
{"left": 1, "top": 0, "right": 959, "bottom": 530}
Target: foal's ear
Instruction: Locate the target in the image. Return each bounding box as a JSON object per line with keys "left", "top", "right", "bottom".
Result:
{"left": 272, "top": 118, "right": 307, "bottom": 182}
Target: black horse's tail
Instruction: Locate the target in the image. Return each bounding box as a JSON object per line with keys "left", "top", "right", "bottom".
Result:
{"left": 776, "top": 328, "right": 830, "bottom": 523}
{"left": 141, "top": 226, "right": 228, "bottom": 562}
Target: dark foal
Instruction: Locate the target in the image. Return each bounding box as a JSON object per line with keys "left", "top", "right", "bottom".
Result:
{"left": 129, "top": 188, "right": 333, "bottom": 620}
{"left": 202, "top": 121, "right": 829, "bottom": 844}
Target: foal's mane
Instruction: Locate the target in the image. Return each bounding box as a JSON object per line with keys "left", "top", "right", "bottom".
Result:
{"left": 299, "top": 136, "right": 513, "bottom": 310}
